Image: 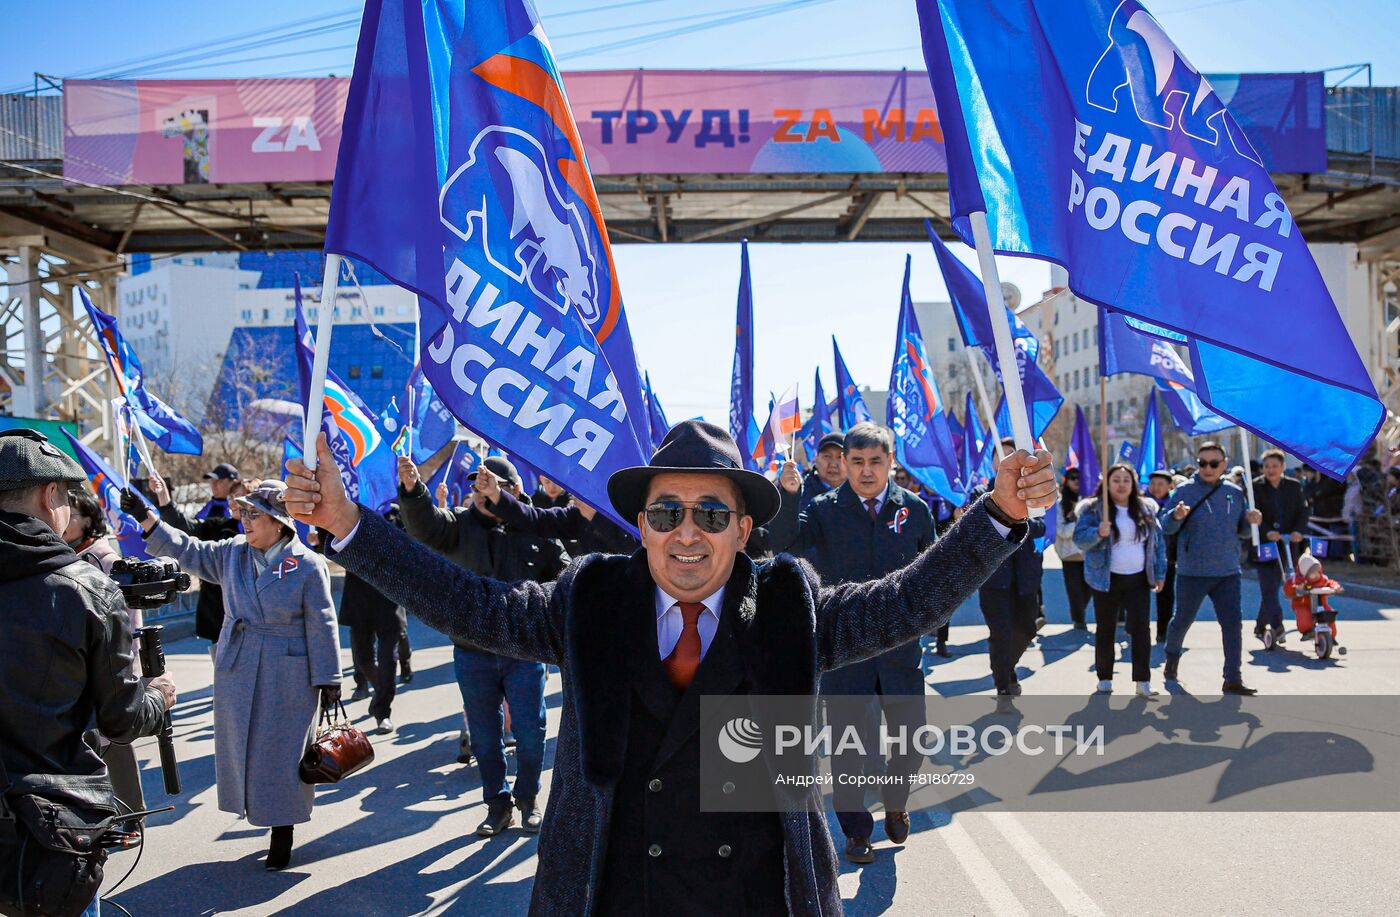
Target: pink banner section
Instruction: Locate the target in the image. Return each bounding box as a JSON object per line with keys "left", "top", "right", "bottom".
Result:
{"left": 63, "top": 70, "right": 947, "bottom": 184}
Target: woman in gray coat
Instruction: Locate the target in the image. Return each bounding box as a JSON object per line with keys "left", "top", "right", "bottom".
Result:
{"left": 126, "top": 479, "right": 341, "bottom": 870}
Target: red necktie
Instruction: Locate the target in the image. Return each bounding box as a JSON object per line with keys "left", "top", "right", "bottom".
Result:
{"left": 664, "top": 602, "right": 704, "bottom": 692}
{"left": 865, "top": 498, "right": 879, "bottom": 521}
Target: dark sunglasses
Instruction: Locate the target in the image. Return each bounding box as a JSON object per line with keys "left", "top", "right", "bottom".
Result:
{"left": 1198, "top": 459, "right": 1225, "bottom": 469}
{"left": 645, "top": 500, "right": 734, "bottom": 534}
{"left": 235, "top": 508, "right": 264, "bottom": 521}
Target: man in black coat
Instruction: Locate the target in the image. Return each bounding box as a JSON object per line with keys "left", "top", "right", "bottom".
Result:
{"left": 494, "top": 476, "right": 640, "bottom": 557}
{"left": 285, "top": 420, "right": 1057, "bottom": 917}
{"left": 761, "top": 423, "right": 935, "bottom": 864}
{"left": 148, "top": 464, "right": 243, "bottom": 648}
{"left": 975, "top": 439, "right": 1048, "bottom": 696}
{"left": 0, "top": 430, "right": 176, "bottom": 915}
{"left": 800, "top": 432, "right": 847, "bottom": 511}
{"left": 1251, "top": 448, "right": 1310, "bottom": 643}
{"left": 397, "top": 453, "right": 566, "bottom": 836}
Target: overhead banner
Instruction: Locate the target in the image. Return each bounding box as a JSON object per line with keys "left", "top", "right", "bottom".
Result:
{"left": 62, "top": 70, "right": 1324, "bottom": 185}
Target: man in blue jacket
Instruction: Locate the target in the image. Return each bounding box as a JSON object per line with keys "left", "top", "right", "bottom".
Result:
{"left": 1160, "top": 441, "right": 1263, "bottom": 695}
{"left": 767, "top": 423, "right": 934, "bottom": 865}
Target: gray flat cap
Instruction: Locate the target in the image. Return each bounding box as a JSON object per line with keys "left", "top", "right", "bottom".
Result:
{"left": 0, "top": 429, "right": 86, "bottom": 492}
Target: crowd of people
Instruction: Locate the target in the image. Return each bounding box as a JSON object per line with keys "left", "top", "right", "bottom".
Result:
{"left": 0, "top": 414, "right": 1375, "bottom": 914}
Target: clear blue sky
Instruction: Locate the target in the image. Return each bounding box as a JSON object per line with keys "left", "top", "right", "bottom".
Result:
{"left": 8, "top": 0, "right": 1397, "bottom": 420}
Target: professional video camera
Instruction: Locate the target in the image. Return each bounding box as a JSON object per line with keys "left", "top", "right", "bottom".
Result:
{"left": 110, "top": 557, "right": 189, "bottom": 797}
{"left": 109, "top": 556, "right": 191, "bottom": 609}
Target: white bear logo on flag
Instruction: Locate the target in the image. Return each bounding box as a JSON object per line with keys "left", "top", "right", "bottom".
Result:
{"left": 1085, "top": 0, "right": 1262, "bottom": 166}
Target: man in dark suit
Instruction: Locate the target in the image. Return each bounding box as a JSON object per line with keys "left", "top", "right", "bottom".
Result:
{"left": 1251, "top": 448, "right": 1309, "bottom": 644}
{"left": 975, "top": 438, "right": 1048, "bottom": 696}
{"left": 766, "top": 423, "right": 934, "bottom": 864}
{"left": 285, "top": 421, "right": 1056, "bottom": 917}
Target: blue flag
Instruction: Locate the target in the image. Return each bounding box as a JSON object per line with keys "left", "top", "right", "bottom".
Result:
{"left": 832, "top": 337, "right": 872, "bottom": 429}
{"left": 644, "top": 372, "right": 671, "bottom": 452}
{"left": 962, "top": 421, "right": 997, "bottom": 494}
{"left": 963, "top": 391, "right": 986, "bottom": 451}
{"left": 1099, "top": 309, "right": 1232, "bottom": 435}
{"left": 730, "top": 239, "right": 758, "bottom": 470}
{"left": 403, "top": 365, "right": 458, "bottom": 464}
{"left": 888, "top": 256, "right": 966, "bottom": 504}
{"left": 294, "top": 281, "right": 398, "bottom": 512}
{"left": 1068, "top": 404, "right": 1101, "bottom": 496}
{"left": 918, "top": 0, "right": 1382, "bottom": 476}
{"left": 62, "top": 431, "right": 152, "bottom": 559}
{"left": 1157, "top": 378, "right": 1232, "bottom": 436}
{"left": 325, "top": 0, "right": 650, "bottom": 528}
{"left": 799, "top": 368, "right": 834, "bottom": 457}
{"left": 80, "top": 291, "right": 202, "bottom": 456}
{"left": 945, "top": 403, "right": 966, "bottom": 457}
{"left": 1136, "top": 390, "right": 1166, "bottom": 483}
{"left": 927, "top": 224, "right": 1063, "bottom": 438}
{"left": 1118, "top": 440, "right": 1138, "bottom": 467}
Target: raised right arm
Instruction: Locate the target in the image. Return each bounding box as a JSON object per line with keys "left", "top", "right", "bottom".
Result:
{"left": 143, "top": 521, "right": 231, "bottom": 585}
{"left": 398, "top": 481, "right": 464, "bottom": 553}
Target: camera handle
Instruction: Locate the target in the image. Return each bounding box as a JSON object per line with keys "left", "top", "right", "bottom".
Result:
{"left": 135, "top": 625, "right": 181, "bottom": 795}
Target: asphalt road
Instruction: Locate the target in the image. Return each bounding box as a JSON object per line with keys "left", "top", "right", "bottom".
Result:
{"left": 104, "top": 566, "right": 1400, "bottom": 916}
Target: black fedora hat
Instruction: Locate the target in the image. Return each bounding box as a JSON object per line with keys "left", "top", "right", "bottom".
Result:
{"left": 608, "top": 420, "right": 781, "bottom": 527}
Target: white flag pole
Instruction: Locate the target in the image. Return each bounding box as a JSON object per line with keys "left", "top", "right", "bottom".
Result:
{"left": 303, "top": 253, "right": 343, "bottom": 470}
{"left": 966, "top": 210, "right": 1040, "bottom": 516}
{"left": 1238, "top": 426, "right": 1260, "bottom": 547}
{"left": 408, "top": 298, "right": 420, "bottom": 459}
{"left": 962, "top": 345, "right": 1006, "bottom": 464}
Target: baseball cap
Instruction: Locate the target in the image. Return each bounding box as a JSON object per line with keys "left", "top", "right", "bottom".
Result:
{"left": 203, "top": 463, "right": 240, "bottom": 481}
{"left": 816, "top": 432, "right": 845, "bottom": 453}
{"left": 468, "top": 456, "right": 521, "bottom": 489}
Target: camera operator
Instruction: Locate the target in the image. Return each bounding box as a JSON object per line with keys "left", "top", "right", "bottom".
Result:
{"left": 0, "top": 429, "right": 177, "bottom": 917}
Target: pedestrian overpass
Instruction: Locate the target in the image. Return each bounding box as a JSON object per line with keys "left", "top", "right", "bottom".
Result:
{"left": 2, "top": 70, "right": 1398, "bottom": 452}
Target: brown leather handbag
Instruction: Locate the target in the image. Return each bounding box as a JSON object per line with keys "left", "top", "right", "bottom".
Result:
{"left": 299, "top": 699, "right": 375, "bottom": 784}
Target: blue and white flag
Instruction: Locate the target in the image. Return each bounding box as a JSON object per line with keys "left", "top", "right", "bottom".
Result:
{"left": 62, "top": 431, "right": 151, "bottom": 559}
{"left": 927, "top": 224, "right": 1063, "bottom": 438}
{"left": 832, "top": 337, "right": 872, "bottom": 429}
{"left": 380, "top": 397, "right": 411, "bottom": 457}
{"left": 888, "top": 255, "right": 966, "bottom": 504}
{"left": 294, "top": 280, "right": 398, "bottom": 512}
{"left": 325, "top": 0, "right": 651, "bottom": 529}
{"left": 1099, "top": 309, "right": 1232, "bottom": 435}
{"left": 918, "top": 0, "right": 1382, "bottom": 476}
{"left": 80, "top": 291, "right": 202, "bottom": 456}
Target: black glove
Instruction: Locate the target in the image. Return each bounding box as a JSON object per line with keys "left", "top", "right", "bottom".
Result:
{"left": 318, "top": 684, "right": 342, "bottom": 709}
{"left": 119, "top": 488, "right": 149, "bottom": 522}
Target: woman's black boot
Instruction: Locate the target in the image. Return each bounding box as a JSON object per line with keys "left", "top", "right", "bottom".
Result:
{"left": 266, "top": 825, "right": 293, "bottom": 870}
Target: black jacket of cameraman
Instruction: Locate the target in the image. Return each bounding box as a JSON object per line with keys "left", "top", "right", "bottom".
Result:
{"left": 0, "top": 509, "right": 165, "bottom": 810}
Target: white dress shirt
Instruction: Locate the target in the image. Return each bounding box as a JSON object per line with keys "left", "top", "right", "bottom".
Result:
{"left": 655, "top": 586, "right": 725, "bottom": 660}
{"left": 860, "top": 483, "right": 892, "bottom": 516}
